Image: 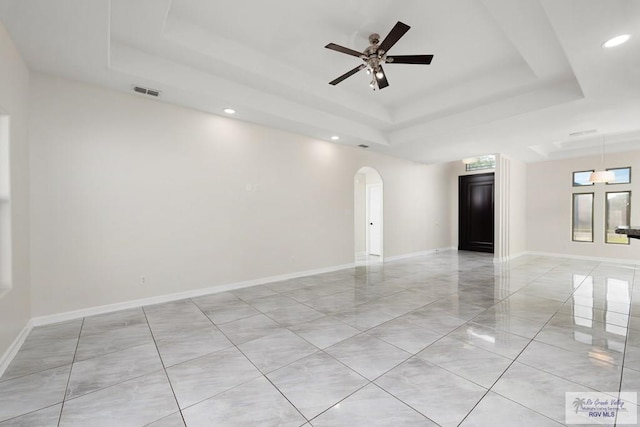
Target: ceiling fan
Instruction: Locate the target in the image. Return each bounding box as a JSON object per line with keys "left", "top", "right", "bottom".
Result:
{"left": 325, "top": 21, "right": 434, "bottom": 90}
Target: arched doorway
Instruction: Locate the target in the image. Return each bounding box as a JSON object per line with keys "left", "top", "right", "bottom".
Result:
{"left": 354, "top": 167, "right": 383, "bottom": 264}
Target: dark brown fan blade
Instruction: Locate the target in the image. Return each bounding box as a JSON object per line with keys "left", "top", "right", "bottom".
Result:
{"left": 325, "top": 43, "right": 364, "bottom": 58}
{"left": 376, "top": 65, "right": 389, "bottom": 89}
{"left": 386, "top": 54, "right": 433, "bottom": 64}
{"left": 378, "top": 21, "right": 410, "bottom": 54}
{"left": 329, "top": 64, "right": 367, "bottom": 85}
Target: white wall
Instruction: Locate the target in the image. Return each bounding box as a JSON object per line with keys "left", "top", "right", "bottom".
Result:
{"left": 508, "top": 156, "right": 527, "bottom": 257}
{"left": 425, "top": 162, "right": 456, "bottom": 251}
{"left": 0, "top": 23, "right": 30, "bottom": 358}
{"left": 29, "top": 73, "right": 454, "bottom": 317}
{"left": 527, "top": 150, "right": 640, "bottom": 261}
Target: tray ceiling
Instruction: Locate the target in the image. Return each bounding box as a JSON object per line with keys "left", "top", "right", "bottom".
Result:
{"left": 1, "top": 0, "right": 639, "bottom": 163}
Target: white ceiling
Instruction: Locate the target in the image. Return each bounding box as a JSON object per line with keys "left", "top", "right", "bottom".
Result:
{"left": 1, "top": 0, "right": 640, "bottom": 163}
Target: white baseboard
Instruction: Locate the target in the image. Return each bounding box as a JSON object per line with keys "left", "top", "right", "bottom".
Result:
{"left": 384, "top": 247, "right": 456, "bottom": 263}
{"left": 30, "top": 249, "right": 637, "bottom": 328}
{"left": 31, "top": 262, "right": 355, "bottom": 327}
{"left": 0, "top": 319, "right": 33, "bottom": 378}
{"left": 8, "top": 247, "right": 635, "bottom": 377}
{"left": 523, "top": 251, "right": 640, "bottom": 266}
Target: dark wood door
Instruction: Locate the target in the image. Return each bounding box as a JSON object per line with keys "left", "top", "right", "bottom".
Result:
{"left": 459, "top": 173, "right": 494, "bottom": 253}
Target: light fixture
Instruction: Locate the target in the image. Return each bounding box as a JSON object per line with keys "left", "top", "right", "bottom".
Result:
{"left": 462, "top": 158, "right": 478, "bottom": 165}
{"left": 223, "top": 108, "right": 236, "bottom": 114}
{"left": 589, "top": 170, "right": 615, "bottom": 183}
{"left": 589, "top": 137, "right": 615, "bottom": 183}
{"left": 375, "top": 69, "right": 384, "bottom": 79}
{"left": 602, "top": 34, "right": 631, "bottom": 48}
{"left": 331, "top": 135, "right": 340, "bottom": 141}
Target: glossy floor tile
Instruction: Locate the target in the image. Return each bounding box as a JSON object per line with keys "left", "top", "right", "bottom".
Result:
{"left": 0, "top": 403, "right": 62, "bottom": 426}
{"left": 517, "top": 340, "right": 623, "bottom": 392}
{"left": 266, "top": 351, "right": 368, "bottom": 420}
{"left": 237, "top": 328, "right": 318, "bottom": 373}
{"left": 59, "top": 370, "right": 178, "bottom": 427}
{"left": 459, "top": 391, "right": 563, "bottom": 426}
{"left": 165, "top": 347, "right": 262, "bottom": 409}
{"left": 153, "top": 325, "right": 233, "bottom": 367}
{"left": 0, "top": 252, "right": 638, "bottom": 426}
{"left": 324, "top": 333, "right": 411, "bottom": 380}
{"left": 181, "top": 376, "right": 305, "bottom": 426}
{"left": 65, "top": 342, "right": 163, "bottom": 399}
{"left": 0, "top": 365, "right": 70, "bottom": 422}
{"left": 80, "top": 308, "right": 146, "bottom": 337}
{"left": 415, "top": 336, "right": 512, "bottom": 387}
{"left": 311, "top": 383, "right": 436, "bottom": 426}
{"left": 491, "top": 362, "right": 599, "bottom": 425}
{"left": 375, "top": 357, "right": 488, "bottom": 426}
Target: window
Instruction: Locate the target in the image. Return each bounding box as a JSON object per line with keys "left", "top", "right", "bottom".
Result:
{"left": 605, "top": 191, "right": 630, "bottom": 244}
{"left": 572, "top": 170, "right": 594, "bottom": 186}
{"left": 572, "top": 193, "right": 594, "bottom": 242}
{"left": 465, "top": 155, "right": 495, "bottom": 172}
{"left": 606, "top": 167, "right": 631, "bottom": 185}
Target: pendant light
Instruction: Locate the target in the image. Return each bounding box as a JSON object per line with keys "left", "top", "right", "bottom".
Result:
{"left": 589, "top": 137, "right": 615, "bottom": 183}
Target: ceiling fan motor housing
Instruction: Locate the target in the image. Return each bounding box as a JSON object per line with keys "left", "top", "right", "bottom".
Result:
{"left": 364, "top": 45, "right": 384, "bottom": 71}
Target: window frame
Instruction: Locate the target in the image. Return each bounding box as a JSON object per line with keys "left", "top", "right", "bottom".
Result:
{"left": 605, "top": 190, "right": 631, "bottom": 245}
{"left": 572, "top": 170, "right": 595, "bottom": 187}
{"left": 605, "top": 166, "right": 631, "bottom": 185}
{"left": 572, "top": 192, "right": 594, "bottom": 243}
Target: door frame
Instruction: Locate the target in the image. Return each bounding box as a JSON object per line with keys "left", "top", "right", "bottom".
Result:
{"left": 458, "top": 172, "right": 495, "bottom": 253}
{"left": 354, "top": 167, "right": 384, "bottom": 263}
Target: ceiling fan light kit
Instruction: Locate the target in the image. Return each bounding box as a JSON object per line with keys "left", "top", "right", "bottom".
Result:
{"left": 325, "top": 21, "right": 433, "bottom": 90}
{"left": 602, "top": 34, "right": 631, "bottom": 48}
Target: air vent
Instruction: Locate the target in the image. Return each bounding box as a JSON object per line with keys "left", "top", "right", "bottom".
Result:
{"left": 569, "top": 129, "right": 597, "bottom": 137}
{"left": 133, "top": 86, "right": 161, "bottom": 97}
{"left": 358, "top": 144, "right": 369, "bottom": 148}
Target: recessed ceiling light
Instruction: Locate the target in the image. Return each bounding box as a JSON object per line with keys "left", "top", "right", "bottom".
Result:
{"left": 223, "top": 108, "right": 236, "bottom": 114}
{"left": 602, "top": 34, "right": 631, "bottom": 48}
{"left": 331, "top": 136, "right": 340, "bottom": 141}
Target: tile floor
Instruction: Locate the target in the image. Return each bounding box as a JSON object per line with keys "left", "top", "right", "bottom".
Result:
{"left": 0, "top": 251, "right": 638, "bottom": 426}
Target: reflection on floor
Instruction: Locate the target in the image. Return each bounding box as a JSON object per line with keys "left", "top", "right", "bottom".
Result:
{"left": 0, "top": 251, "right": 638, "bottom": 426}
{"left": 355, "top": 253, "right": 382, "bottom": 266}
